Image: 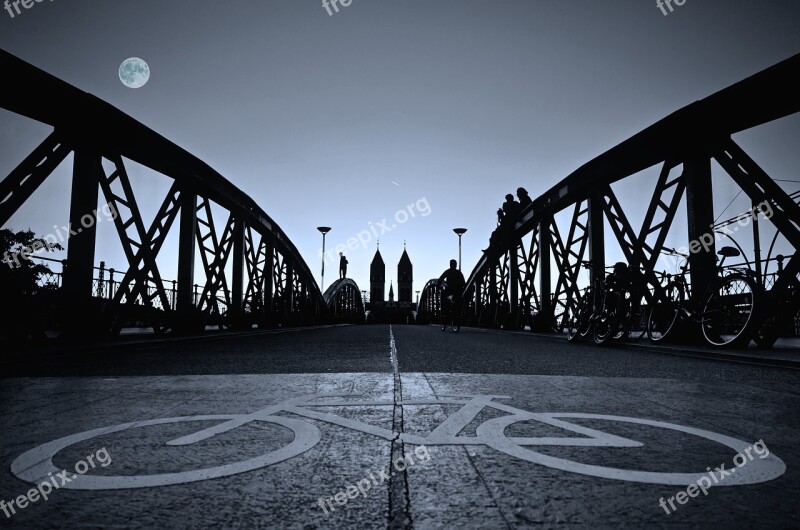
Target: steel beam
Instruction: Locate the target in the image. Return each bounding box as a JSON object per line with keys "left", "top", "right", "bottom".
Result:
{"left": 62, "top": 149, "right": 102, "bottom": 334}
{"left": 231, "top": 217, "right": 245, "bottom": 328}
{"left": 176, "top": 191, "right": 197, "bottom": 316}
{"left": 684, "top": 157, "right": 717, "bottom": 304}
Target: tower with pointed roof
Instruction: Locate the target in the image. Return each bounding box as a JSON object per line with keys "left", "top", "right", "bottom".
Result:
{"left": 370, "top": 244, "right": 385, "bottom": 304}
{"left": 398, "top": 243, "right": 413, "bottom": 303}
{"left": 389, "top": 281, "right": 395, "bottom": 303}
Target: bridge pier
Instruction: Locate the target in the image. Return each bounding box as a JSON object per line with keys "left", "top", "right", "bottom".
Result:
{"left": 684, "top": 157, "right": 716, "bottom": 305}
{"left": 538, "top": 218, "right": 553, "bottom": 331}
{"left": 175, "top": 191, "right": 197, "bottom": 334}
{"left": 510, "top": 243, "right": 520, "bottom": 328}
{"left": 588, "top": 193, "right": 606, "bottom": 299}
{"left": 231, "top": 218, "right": 246, "bottom": 330}
{"left": 61, "top": 149, "right": 102, "bottom": 338}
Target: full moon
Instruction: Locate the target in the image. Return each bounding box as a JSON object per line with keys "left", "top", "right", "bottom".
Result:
{"left": 119, "top": 57, "right": 150, "bottom": 89}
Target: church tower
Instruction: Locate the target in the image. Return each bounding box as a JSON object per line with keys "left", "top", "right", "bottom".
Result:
{"left": 398, "top": 244, "right": 413, "bottom": 303}
{"left": 370, "top": 246, "right": 385, "bottom": 304}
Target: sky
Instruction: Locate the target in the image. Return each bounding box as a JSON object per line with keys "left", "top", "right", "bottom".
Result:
{"left": 1, "top": 0, "right": 799, "bottom": 300}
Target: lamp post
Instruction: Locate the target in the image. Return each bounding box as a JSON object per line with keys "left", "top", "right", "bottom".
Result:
{"left": 453, "top": 228, "right": 467, "bottom": 270}
{"left": 317, "top": 226, "right": 331, "bottom": 290}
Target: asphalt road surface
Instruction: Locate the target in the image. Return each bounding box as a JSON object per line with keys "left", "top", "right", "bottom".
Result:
{"left": 1, "top": 325, "right": 798, "bottom": 528}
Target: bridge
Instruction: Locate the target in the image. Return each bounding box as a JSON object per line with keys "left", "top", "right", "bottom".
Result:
{"left": 1, "top": 51, "right": 799, "bottom": 529}
{"left": 2, "top": 50, "right": 798, "bottom": 346}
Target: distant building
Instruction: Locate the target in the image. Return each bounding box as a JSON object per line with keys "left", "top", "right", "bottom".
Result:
{"left": 366, "top": 245, "right": 415, "bottom": 324}
{"left": 398, "top": 247, "right": 413, "bottom": 303}
{"left": 370, "top": 248, "right": 385, "bottom": 304}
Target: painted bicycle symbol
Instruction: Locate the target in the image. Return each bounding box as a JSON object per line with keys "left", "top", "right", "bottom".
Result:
{"left": 11, "top": 394, "right": 785, "bottom": 490}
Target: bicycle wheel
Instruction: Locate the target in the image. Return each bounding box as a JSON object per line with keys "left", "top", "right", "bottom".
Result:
{"left": 701, "top": 273, "right": 759, "bottom": 347}
{"left": 753, "top": 320, "right": 781, "bottom": 348}
{"left": 647, "top": 283, "right": 682, "bottom": 342}
{"left": 754, "top": 282, "right": 800, "bottom": 348}
{"left": 612, "top": 297, "right": 634, "bottom": 341}
{"left": 11, "top": 414, "right": 320, "bottom": 490}
{"left": 480, "top": 412, "right": 786, "bottom": 486}
{"left": 567, "top": 294, "right": 592, "bottom": 342}
{"left": 594, "top": 293, "right": 621, "bottom": 345}
{"left": 621, "top": 304, "right": 648, "bottom": 341}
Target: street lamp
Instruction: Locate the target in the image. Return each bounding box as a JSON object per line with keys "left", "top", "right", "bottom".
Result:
{"left": 317, "top": 226, "right": 331, "bottom": 290}
{"left": 453, "top": 228, "right": 467, "bottom": 270}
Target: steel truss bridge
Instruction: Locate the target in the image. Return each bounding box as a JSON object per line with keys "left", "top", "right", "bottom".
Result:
{"left": 0, "top": 50, "right": 363, "bottom": 337}
{"left": 419, "top": 53, "right": 800, "bottom": 344}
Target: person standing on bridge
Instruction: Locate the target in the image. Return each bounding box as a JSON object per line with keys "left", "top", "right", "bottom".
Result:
{"left": 517, "top": 187, "right": 532, "bottom": 211}
{"left": 502, "top": 193, "right": 520, "bottom": 221}
{"left": 486, "top": 194, "right": 521, "bottom": 252}
{"left": 339, "top": 252, "right": 348, "bottom": 279}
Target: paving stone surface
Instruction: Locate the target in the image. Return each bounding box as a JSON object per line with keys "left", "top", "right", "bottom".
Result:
{"left": 1, "top": 325, "right": 798, "bottom": 528}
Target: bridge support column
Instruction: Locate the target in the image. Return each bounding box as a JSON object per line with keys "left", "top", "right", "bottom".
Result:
{"left": 285, "top": 265, "right": 294, "bottom": 325}
{"left": 539, "top": 219, "right": 553, "bottom": 331}
{"left": 231, "top": 218, "right": 246, "bottom": 330}
{"left": 62, "top": 149, "right": 102, "bottom": 338}
{"left": 510, "top": 245, "right": 520, "bottom": 328}
{"left": 685, "top": 157, "right": 716, "bottom": 305}
{"left": 589, "top": 194, "right": 605, "bottom": 299}
{"left": 175, "top": 191, "right": 197, "bottom": 333}
{"left": 263, "top": 239, "right": 274, "bottom": 327}
{"left": 489, "top": 266, "right": 498, "bottom": 328}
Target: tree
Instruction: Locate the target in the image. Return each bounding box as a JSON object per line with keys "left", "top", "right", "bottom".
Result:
{"left": 0, "top": 228, "right": 64, "bottom": 341}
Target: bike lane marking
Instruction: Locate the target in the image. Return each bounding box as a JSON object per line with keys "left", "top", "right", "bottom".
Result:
{"left": 477, "top": 412, "right": 786, "bottom": 486}
{"left": 11, "top": 414, "right": 321, "bottom": 490}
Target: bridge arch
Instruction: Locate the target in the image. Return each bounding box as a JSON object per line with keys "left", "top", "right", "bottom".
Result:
{"left": 462, "top": 53, "right": 800, "bottom": 338}
{"left": 0, "top": 50, "right": 335, "bottom": 336}
{"left": 323, "top": 279, "right": 365, "bottom": 324}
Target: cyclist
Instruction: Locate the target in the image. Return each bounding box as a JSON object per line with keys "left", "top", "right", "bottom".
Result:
{"left": 437, "top": 259, "right": 466, "bottom": 325}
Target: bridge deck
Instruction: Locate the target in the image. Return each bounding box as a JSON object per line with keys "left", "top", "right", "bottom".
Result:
{"left": 1, "top": 326, "right": 798, "bottom": 528}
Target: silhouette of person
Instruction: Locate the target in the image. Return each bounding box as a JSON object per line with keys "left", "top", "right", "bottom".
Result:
{"left": 517, "top": 187, "right": 532, "bottom": 210}
{"left": 339, "top": 252, "right": 348, "bottom": 279}
{"left": 501, "top": 194, "right": 520, "bottom": 223}
{"left": 437, "top": 259, "right": 466, "bottom": 307}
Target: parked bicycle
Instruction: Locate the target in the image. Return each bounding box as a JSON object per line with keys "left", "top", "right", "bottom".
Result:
{"left": 753, "top": 254, "right": 800, "bottom": 348}
{"left": 567, "top": 261, "right": 643, "bottom": 345}
{"left": 647, "top": 246, "right": 760, "bottom": 347}
{"left": 566, "top": 261, "right": 600, "bottom": 342}
{"left": 593, "top": 262, "right": 643, "bottom": 345}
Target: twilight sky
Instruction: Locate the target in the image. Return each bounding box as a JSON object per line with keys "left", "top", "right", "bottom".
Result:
{"left": 1, "top": 0, "right": 799, "bottom": 298}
